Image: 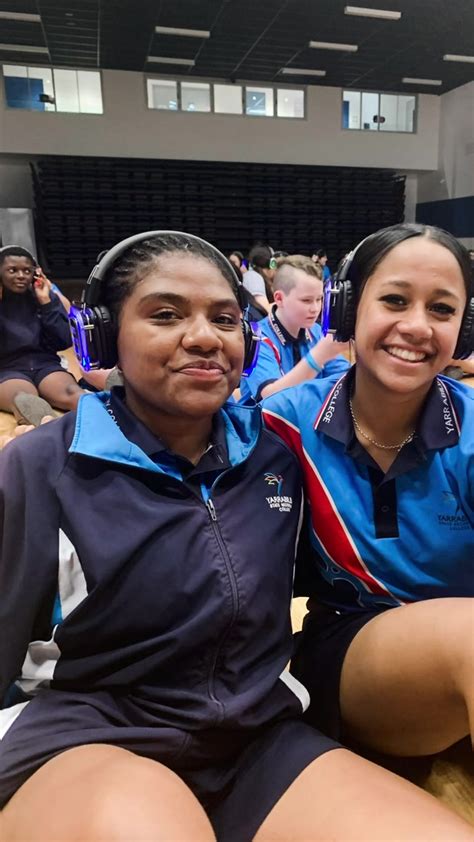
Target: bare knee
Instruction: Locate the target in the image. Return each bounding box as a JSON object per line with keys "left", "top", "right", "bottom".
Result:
{"left": 2, "top": 745, "right": 215, "bottom": 841}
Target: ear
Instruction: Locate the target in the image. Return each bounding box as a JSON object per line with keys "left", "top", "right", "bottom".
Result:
{"left": 273, "top": 289, "right": 284, "bottom": 307}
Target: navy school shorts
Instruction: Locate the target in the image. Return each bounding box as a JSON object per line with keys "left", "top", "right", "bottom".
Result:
{"left": 0, "top": 361, "right": 66, "bottom": 388}
{"left": 291, "top": 604, "right": 386, "bottom": 740}
{"left": 0, "top": 689, "right": 340, "bottom": 842}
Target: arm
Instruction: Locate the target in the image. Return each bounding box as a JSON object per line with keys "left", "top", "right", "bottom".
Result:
{"left": 0, "top": 440, "right": 57, "bottom": 704}
{"left": 34, "top": 277, "right": 73, "bottom": 352}
{"left": 260, "top": 334, "right": 350, "bottom": 399}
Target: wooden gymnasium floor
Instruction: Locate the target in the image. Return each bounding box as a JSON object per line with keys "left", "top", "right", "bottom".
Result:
{"left": 0, "top": 352, "right": 473, "bottom": 824}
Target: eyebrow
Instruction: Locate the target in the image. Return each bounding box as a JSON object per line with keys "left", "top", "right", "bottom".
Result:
{"left": 380, "top": 280, "right": 461, "bottom": 301}
{"left": 138, "top": 291, "right": 240, "bottom": 309}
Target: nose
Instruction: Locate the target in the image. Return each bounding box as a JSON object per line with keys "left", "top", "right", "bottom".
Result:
{"left": 398, "top": 303, "right": 433, "bottom": 342}
{"left": 182, "top": 314, "right": 223, "bottom": 352}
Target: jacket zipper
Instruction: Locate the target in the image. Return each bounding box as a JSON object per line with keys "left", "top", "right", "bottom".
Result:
{"left": 204, "top": 494, "right": 240, "bottom": 722}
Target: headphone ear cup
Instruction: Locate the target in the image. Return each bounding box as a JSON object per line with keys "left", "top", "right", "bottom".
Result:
{"left": 93, "top": 305, "right": 118, "bottom": 369}
{"left": 452, "top": 298, "right": 474, "bottom": 359}
{"left": 332, "top": 280, "right": 356, "bottom": 341}
{"left": 242, "top": 318, "right": 259, "bottom": 372}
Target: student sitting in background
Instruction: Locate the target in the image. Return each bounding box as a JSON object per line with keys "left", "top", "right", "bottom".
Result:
{"left": 240, "top": 255, "right": 349, "bottom": 403}
{"left": 242, "top": 244, "right": 276, "bottom": 312}
{"left": 0, "top": 245, "right": 85, "bottom": 426}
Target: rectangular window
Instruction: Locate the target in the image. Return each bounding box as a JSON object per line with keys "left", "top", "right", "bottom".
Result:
{"left": 214, "top": 83, "right": 243, "bottom": 114}
{"left": 379, "top": 93, "right": 415, "bottom": 132}
{"left": 343, "top": 89, "right": 416, "bottom": 132}
{"left": 245, "top": 86, "right": 274, "bottom": 116}
{"left": 342, "top": 90, "right": 360, "bottom": 129}
{"left": 54, "top": 69, "right": 80, "bottom": 112}
{"left": 361, "top": 91, "right": 379, "bottom": 131}
{"left": 2, "top": 64, "right": 102, "bottom": 113}
{"left": 147, "top": 78, "right": 178, "bottom": 110}
{"left": 181, "top": 81, "right": 211, "bottom": 112}
{"left": 276, "top": 88, "right": 304, "bottom": 118}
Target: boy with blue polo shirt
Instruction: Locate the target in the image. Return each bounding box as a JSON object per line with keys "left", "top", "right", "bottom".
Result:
{"left": 240, "top": 255, "right": 349, "bottom": 403}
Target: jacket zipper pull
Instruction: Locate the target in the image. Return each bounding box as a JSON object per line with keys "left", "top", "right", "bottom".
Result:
{"left": 206, "top": 498, "right": 217, "bottom": 521}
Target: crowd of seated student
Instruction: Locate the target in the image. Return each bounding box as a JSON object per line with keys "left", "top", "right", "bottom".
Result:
{"left": 0, "top": 228, "right": 472, "bottom": 842}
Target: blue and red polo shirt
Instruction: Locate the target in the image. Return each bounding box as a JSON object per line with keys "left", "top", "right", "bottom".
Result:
{"left": 263, "top": 368, "right": 474, "bottom": 611}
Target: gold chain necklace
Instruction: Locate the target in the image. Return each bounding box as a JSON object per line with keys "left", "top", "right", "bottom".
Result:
{"left": 349, "top": 399, "right": 415, "bottom": 452}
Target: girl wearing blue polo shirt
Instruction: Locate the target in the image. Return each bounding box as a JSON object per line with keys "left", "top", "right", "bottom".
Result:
{"left": 263, "top": 223, "right": 474, "bottom": 760}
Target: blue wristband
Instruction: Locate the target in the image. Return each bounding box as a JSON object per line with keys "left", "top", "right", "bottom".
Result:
{"left": 305, "top": 353, "right": 323, "bottom": 375}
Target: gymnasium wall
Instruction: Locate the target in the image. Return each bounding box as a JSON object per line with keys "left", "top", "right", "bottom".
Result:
{"left": 417, "top": 81, "right": 474, "bottom": 248}
{"left": 0, "top": 68, "right": 440, "bottom": 182}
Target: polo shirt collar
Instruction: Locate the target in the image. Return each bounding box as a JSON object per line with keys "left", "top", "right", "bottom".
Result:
{"left": 109, "top": 387, "right": 230, "bottom": 474}
{"left": 269, "top": 305, "right": 309, "bottom": 346}
{"left": 314, "top": 367, "right": 461, "bottom": 454}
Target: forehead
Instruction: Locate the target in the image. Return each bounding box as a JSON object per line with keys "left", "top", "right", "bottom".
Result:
{"left": 131, "top": 252, "right": 238, "bottom": 304}
{"left": 367, "top": 237, "right": 465, "bottom": 290}
{"left": 2, "top": 255, "right": 33, "bottom": 268}
{"left": 289, "top": 270, "right": 323, "bottom": 294}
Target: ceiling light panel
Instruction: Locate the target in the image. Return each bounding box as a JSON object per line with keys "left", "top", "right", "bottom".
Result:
{"left": 281, "top": 68, "right": 326, "bottom": 76}
{"left": 147, "top": 56, "right": 195, "bottom": 66}
{"left": 0, "top": 43, "right": 48, "bottom": 53}
{"left": 443, "top": 54, "right": 474, "bottom": 63}
{"left": 344, "top": 6, "right": 401, "bottom": 19}
{"left": 402, "top": 77, "right": 442, "bottom": 86}
{"left": 155, "top": 26, "right": 210, "bottom": 39}
{"left": 0, "top": 12, "right": 41, "bottom": 22}
{"left": 309, "top": 41, "right": 358, "bottom": 52}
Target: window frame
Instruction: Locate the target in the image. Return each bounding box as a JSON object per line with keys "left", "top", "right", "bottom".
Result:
{"left": 341, "top": 88, "right": 418, "bottom": 134}
{"left": 2, "top": 63, "right": 104, "bottom": 115}
{"left": 145, "top": 74, "right": 307, "bottom": 120}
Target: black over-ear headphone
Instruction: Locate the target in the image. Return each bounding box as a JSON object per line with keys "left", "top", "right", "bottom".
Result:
{"left": 69, "top": 230, "right": 260, "bottom": 372}
{"left": 328, "top": 237, "right": 474, "bottom": 359}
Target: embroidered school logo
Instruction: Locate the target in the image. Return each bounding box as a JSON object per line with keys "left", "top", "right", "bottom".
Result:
{"left": 264, "top": 473, "right": 293, "bottom": 512}
{"left": 437, "top": 491, "right": 469, "bottom": 530}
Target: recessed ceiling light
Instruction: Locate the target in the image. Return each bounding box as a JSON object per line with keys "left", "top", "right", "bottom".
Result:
{"left": 155, "top": 26, "right": 210, "bottom": 38}
{"left": 281, "top": 67, "right": 326, "bottom": 76}
{"left": 0, "top": 11, "right": 41, "bottom": 22}
{"left": 147, "top": 55, "right": 195, "bottom": 66}
{"left": 309, "top": 40, "right": 358, "bottom": 52}
{"left": 402, "top": 77, "right": 442, "bottom": 86}
{"left": 344, "top": 6, "right": 401, "bottom": 20}
{"left": 0, "top": 43, "right": 48, "bottom": 53}
{"left": 443, "top": 53, "right": 474, "bottom": 63}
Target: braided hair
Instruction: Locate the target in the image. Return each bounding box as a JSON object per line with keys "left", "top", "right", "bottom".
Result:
{"left": 101, "top": 233, "right": 239, "bottom": 321}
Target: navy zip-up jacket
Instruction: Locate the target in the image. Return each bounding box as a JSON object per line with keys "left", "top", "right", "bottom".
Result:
{"left": 0, "top": 391, "right": 309, "bottom": 733}
{"left": 0, "top": 288, "right": 71, "bottom": 368}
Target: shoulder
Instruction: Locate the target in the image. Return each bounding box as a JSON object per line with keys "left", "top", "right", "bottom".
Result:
{"left": 262, "top": 374, "right": 342, "bottom": 431}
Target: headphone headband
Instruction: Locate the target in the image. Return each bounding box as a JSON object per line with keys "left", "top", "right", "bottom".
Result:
{"left": 70, "top": 229, "right": 260, "bottom": 373}
{"left": 85, "top": 230, "right": 243, "bottom": 308}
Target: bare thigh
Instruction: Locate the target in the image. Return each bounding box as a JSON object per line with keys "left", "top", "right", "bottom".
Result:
{"left": 38, "top": 370, "right": 85, "bottom": 411}
{"left": 339, "top": 597, "right": 474, "bottom": 755}
{"left": 256, "top": 747, "right": 474, "bottom": 841}
{"left": 0, "top": 378, "right": 37, "bottom": 417}
{"left": 0, "top": 744, "right": 214, "bottom": 842}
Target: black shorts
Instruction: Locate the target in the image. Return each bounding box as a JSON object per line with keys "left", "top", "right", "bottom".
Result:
{"left": 0, "top": 361, "right": 66, "bottom": 388}
{"left": 291, "top": 604, "right": 387, "bottom": 740}
{"left": 0, "top": 689, "right": 340, "bottom": 842}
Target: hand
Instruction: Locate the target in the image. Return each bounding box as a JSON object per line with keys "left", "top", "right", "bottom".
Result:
{"left": 311, "top": 334, "right": 351, "bottom": 366}
{"left": 0, "top": 415, "right": 55, "bottom": 449}
{"left": 33, "top": 267, "right": 52, "bottom": 305}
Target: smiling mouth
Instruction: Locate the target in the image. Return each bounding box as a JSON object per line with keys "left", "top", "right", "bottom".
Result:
{"left": 385, "top": 345, "right": 430, "bottom": 363}
{"left": 177, "top": 362, "right": 226, "bottom": 374}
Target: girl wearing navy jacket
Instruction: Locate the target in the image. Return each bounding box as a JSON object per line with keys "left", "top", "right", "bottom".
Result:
{"left": 0, "top": 246, "right": 84, "bottom": 424}
{"left": 0, "top": 232, "right": 471, "bottom": 841}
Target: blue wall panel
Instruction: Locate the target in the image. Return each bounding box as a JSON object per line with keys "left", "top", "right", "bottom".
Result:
{"left": 416, "top": 196, "right": 474, "bottom": 238}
